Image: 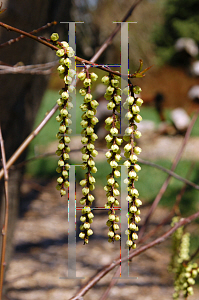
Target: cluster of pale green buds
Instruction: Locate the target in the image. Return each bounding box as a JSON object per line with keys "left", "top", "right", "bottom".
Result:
{"left": 173, "top": 262, "right": 199, "bottom": 299}
{"left": 102, "top": 73, "right": 122, "bottom": 242}
{"left": 123, "top": 86, "right": 143, "bottom": 249}
{"left": 78, "top": 70, "right": 99, "bottom": 244}
{"left": 52, "top": 33, "right": 75, "bottom": 196}
{"left": 170, "top": 217, "right": 199, "bottom": 299}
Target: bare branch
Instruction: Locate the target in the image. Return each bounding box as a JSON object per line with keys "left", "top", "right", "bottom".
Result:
{"left": 0, "top": 21, "right": 57, "bottom": 48}
{"left": 0, "top": 126, "right": 9, "bottom": 300}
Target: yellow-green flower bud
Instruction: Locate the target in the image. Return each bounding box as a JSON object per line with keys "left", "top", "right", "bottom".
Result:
{"left": 124, "top": 143, "right": 132, "bottom": 152}
{"left": 81, "top": 137, "right": 88, "bottom": 144}
{"left": 86, "top": 126, "right": 94, "bottom": 135}
{"left": 84, "top": 93, "right": 93, "bottom": 102}
{"left": 63, "top": 153, "right": 69, "bottom": 160}
{"left": 124, "top": 127, "right": 133, "bottom": 136}
{"left": 136, "top": 98, "right": 143, "bottom": 106}
{"left": 83, "top": 78, "right": 92, "bottom": 87}
{"left": 66, "top": 47, "right": 75, "bottom": 57}
{"left": 58, "top": 159, "right": 64, "bottom": 167}
{"left": 135, "top": 216, "right": 141, "bottom": 223}
{"left": 88, "top": 158, "right": 95, "bottom": 167}
{"left": 132, "top": 105, "right": 140, "bottom": 114}
{"left": 88, "top": 194, "right": 95, "bottom": 202}
{"left": 79, "top": 88, "right": 87, "bottom": 96}
{"left": 87, "top": 229, "right": 93, "bottom": 236}
{"left": 108, "top": 231, "right": 115, "bottom": 238}
{"left": 109, "top": 214, "right": 115, "bottom": 221}
{"left": 130, "top": 205, "right": 137, "bottom": 213}
{"left": 80, "top": 179, "right": 87, "bottom": 187}
{"left": 114, "top": 95, "right": 121, "bottom": 103}
{"left": 64, "top": 136, "right": 70, "bottom": 144}
{"left": 134, "top": 146, "right": 142, "bottom": 155}
{"left": 134, "top": 114, "right": 142, "bottom": 123}
{"left": 127, "top": 96, "right": 134, "bottom": 105}
{"left": 91, "top": 149, "right": 98, "bottom": 157}
{"left": 60, "top": 109, "right": 68, "bottom": 117}
{"left": 134, "top": 130, "right": 142, "bottom": 139}
{"left": 51, "top": 33, "right": 59, "bottom": 41}
{"left": 60, "top": 189, "right": 66, "bottom": 196}
{"left": 61, "top": 91, "right": 69, "bottom": 100}
{"left": 110, "top": 160, "right": 118, "bottom": 168}
{"left": 131, "top": 188, "right": 139, "bottom": 197}
{"left": 57, "top": 65, "right": 65, "bottom": 74}
{"left": 106, "top": 86, "right": 115, "bottom": 95}
{"left": 129, "top": 170, "right": 137, "bottom": 179}
{"left": 61, "top": 41, "right": 69, "bottom": 49}
{"left": 115, "top": 234, "right": 120, "bottom": 241}
{"left": 132, "top": 233, "right": 138, "bottom": 240}
{"left": 82, "top": 187, "right": 89, "bottom": 195}
{"left": 129, "top": 154, "right": 138, "bottom": 163}
{"left": 134, "top": 164, "right": 141, "bottom": 172}
{"left": 101, "top": 75, "right": 110, "bottom": 85}
{"left": 126, "top": 240, "right": 133, "bottom": 247}
{"left": 110, "top": 127, "right": 118, "bottom": 135}
{"left": 79, "top": 232, "right": 85, "bottom": 239}
{"left": 135, "top": 199, "right": 142, "bottom": 207}
{"left": 90, "top": 72, "right": 98, "bottom": 81}
{"left": 114, "top": 170, "right": 120, "bottom": 178}
{"left": 107, "top": 101, "right": 115, "bottom": 110}
{"left": 56, "top": 49, "right": 65, "bottom": 57}
{"left": 111, "top": 144, "right": 119, "bottom": 152}
{"left": 133, "top": 86, "right": 142, "bottom": 94}
{"left": 64, "top": 181, "right": 70, "bottom": 188}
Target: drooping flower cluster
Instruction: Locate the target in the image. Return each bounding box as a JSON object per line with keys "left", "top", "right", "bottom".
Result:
{"left": 123, "top": 85, "right": 143, "bottom": 249}
{"left": 102, "top": 73, "right": 122, "bottom": 242}
{"left": 170, "top": 217, "right": 199, "bottom": 299}
{"left": 52, "top": 33, "right": 75, "bottom": 196}
{"left": 78, "top": 70, "right": 99, "bottom": 244}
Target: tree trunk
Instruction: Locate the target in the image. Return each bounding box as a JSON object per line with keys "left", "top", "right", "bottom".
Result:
{"left": 0, "top": 0, "right": 72, "bottom": 295}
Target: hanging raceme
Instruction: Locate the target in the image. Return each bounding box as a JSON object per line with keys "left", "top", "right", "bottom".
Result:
{"left": 123, "top": 83, "right": 143, "bottom": 249}
{"left": 52, "top": 33, "right": 75, "bottom": 196}
{"left": 102, "top": 73, "right": 122, "bottom": 243}
{"left": 169, "top": 217, "right": 199, "bottom": 300}
{"left": 78, "top": 69, "right": 99, "bottom": 244}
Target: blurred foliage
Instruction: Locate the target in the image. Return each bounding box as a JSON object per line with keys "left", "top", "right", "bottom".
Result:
{"left": 152, "top": 0, "right": 199, "bottom": 65}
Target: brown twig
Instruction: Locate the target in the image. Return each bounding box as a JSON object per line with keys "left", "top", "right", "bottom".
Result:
{"left": 0, "top": 21, "right": 57, "bottom": 48}
{"left": 0, "top": 61, "right": 58, "bottom": 75}
{"left": 0, "top": 12, "right": 149, "bottom": 79}
{"left": 69, "top": 211, "right": 199, "bottom": 300}
{"left": 138, "top": 108, "right": 199, "bottom": 241}
{"left": 0, "top": 127, "right": 9, "bottom": 300}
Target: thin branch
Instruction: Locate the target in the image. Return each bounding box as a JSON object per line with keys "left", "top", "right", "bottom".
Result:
{"left": 139, "top": 108, "right": 199, "bottom": 241}
{"left": 138, "top": 158, "right": 199, "bottom": 190}
{"left": 0, "top": 61, "right": 58, "bottom": 75}
{"left": 0, "top": 126, "right": 9, "bottom": 300}
{"left": 69, "top": 211, "right": 199, "bottom": 300}
{"left": 0, "top": 21, "right": 57, "bottom": 48}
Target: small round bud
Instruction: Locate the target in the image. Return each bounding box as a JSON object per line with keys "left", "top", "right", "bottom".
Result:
{"left": 134, "top": 114, "right": 142, "bottom": 123}
{"left": 90, "top": 72, "right": 98, "bottom": 81}
{"left": 79, "top": 232, "right": 85, "bottom": 239}
{"left": 134, "top": 146, "right": 142, "bottom": 155}
{"left": 101, "top": 75, "right": 110, "bottom": 85}
{"left": 60, "top": 189, "right": 66, "bottom": 196}
{"left": 79, "top": 88, "right": 87, "bottom": 96}
{"left": 109, "top": 214, "right": 115, "bottom": 221}
{"left": 56, "top": 49, "right": 65, "bottom": 57}
{"left": 83, "top": 78, "right": 92, "bottom": 87}
{"left": 136, "top": 98, "right": 143, "bottom": 106}
{"left": 51, "top": 33, "right": 59, "bottom": 41}
{"left": 133, "top": 86, "right": 142, "bottom": 94}
{"left": 115, "top": 234, "right": 120, "bottom": 241}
